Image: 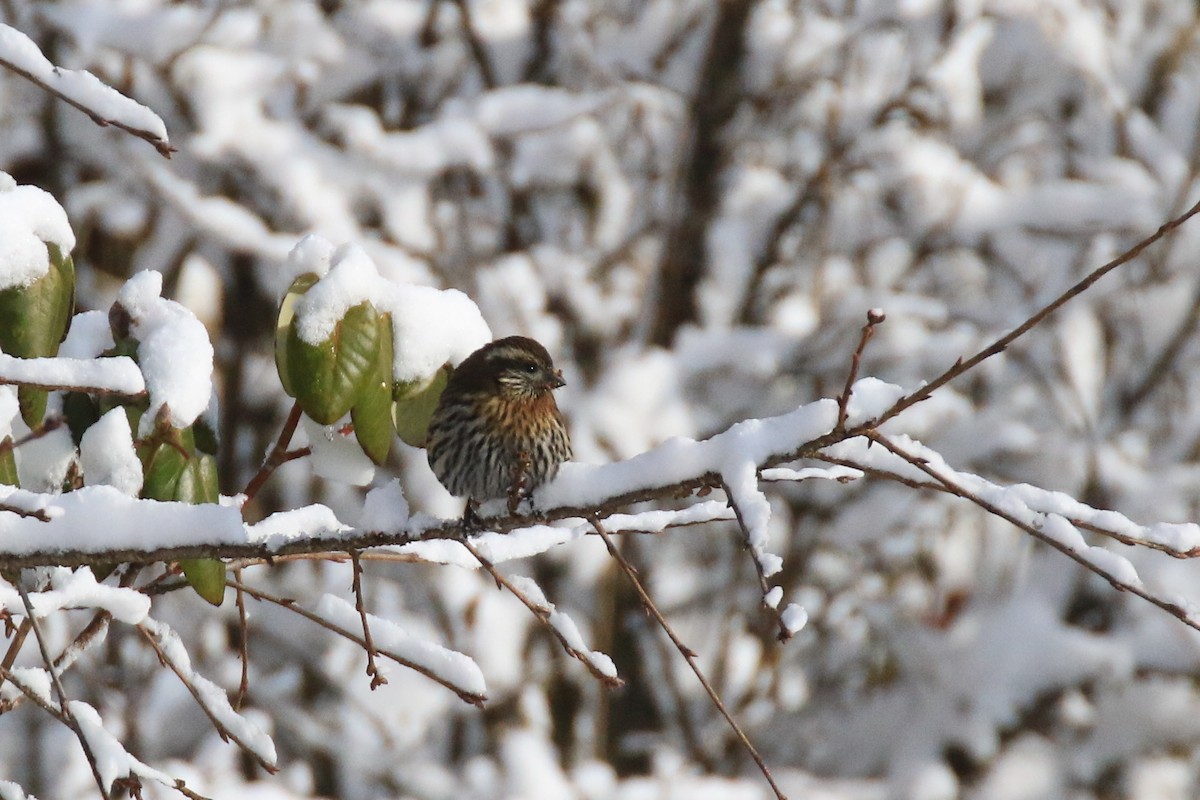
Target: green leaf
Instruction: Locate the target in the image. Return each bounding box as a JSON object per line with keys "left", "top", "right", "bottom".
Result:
{"left": 0, "top": 244, "right": 75, "bottom": 359}
{"left": 63, "top": 391, "right": 101, "bottom": 446}
{"left": 193, "top": 416, "right": 219, "bottom": 456}
{"left": 0, "top": 245, "right": 75, "bottom": 426}
{"left": 274, "top": 273, "right": 320, "bottom": 398}
{"left": 0, "top": 442, "right": 16, "bottom": 487}
{"left": 176, "top": 453, "right": 219, "bottom": 504}
{"left": 177, "top": 454, "right": 224, "bottom": 604}
{"left": 139, "top": 440, "right": 187, "bottom": 501}
{"left": 391, "top": 365, "right": 450, "bottom": 448}
{"left": 179, "top": 558, "right": 226, "bottom": 606}
{"left": 141, "top": 435, "right": 225, "bottom": 605}
{"left": 286, "top": 301, "right": 380, "bottom": 425}
{"left": 351, "top": 313, "right": 395, "bottom": 465}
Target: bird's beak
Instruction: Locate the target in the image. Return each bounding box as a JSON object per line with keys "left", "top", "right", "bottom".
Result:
{"left": 548, "top": 369, "right": 566, "bottom": 389}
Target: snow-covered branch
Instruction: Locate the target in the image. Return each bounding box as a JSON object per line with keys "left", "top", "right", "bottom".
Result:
{"left": 0, "top": 24, "right": 173, "bottom": 158}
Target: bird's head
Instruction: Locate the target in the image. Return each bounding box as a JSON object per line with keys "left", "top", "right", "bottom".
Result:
{"left": 452, "top": 335, "right": 566, "bottom": 401}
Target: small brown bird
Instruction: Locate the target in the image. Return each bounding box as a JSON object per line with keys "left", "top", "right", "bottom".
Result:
{"left": 426, "top": 336, "right": 572, "bottom": 517}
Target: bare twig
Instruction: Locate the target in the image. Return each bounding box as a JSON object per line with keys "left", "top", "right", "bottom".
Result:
{"left": 452, "top": 0, "right": 497, "bottom": 88}
{"left": 138, "top": 622, "right": 278, "bottom": 773}
{"left": 815, "top": 452, "right": 1200, "bottom": 559}
{"left": 457, "top": 534, "right": 624, "bottom": 688}
{"left": 872, "top": 196, "right": 1200, "bottom": 429}
{"left": 720, "top": 481, "right": 791, "bottom": 641}
{"left": 0, "top": 617, "right": 31, "bottom": 694}
{"left": 350, "top": 551, "right": 387, "bottom": 689}
{"left": 18, "top": 582, "right": 112, "bottom": 799}
{"left": 836, "top": 309, "right": 886, "bottom": 431}
{"left": 0, "top": 503, "right": 51, "bottom": 522}
{"left": 0, "top": 416, "right": 64, "bottom": 457}
{"left": 864, "top": 432, "right": 1200, "bottom": 632}
{"left": 0, "top": 49, "right": 174, "bottom": 158}
{"left": 242, "top": 401, "right": 306, "bottom": 504}
{"left": 590, "top": 518, "right": 787, "bottom": 800}
{"left": 0, "top": 609, "right": 112, "bottom": 714}
{"left": 230, "top": 579, "right": 487, "bottom": 705}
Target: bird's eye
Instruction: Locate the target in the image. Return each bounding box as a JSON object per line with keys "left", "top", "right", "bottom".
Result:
{"left": 525, "top": 363, "right": 538, "bottom": 374}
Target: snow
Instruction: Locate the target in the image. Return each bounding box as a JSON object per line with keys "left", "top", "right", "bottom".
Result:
{"left": 57, "top": 310, "right": 115, "bottom": 360}
{"left": 292, "top": 240, "right": 492, "bottom": 383}
{"left": 781, "top": 604, "right": 808, "bottom": 635}
{"left": 0, "top": 780, "right": 37, "bottom": 800}
{"left": 3, "top": 566, "right": 150, "bottom": 624}
{"left": 246, "top": 504, "right": 351, "bottom": 548}
{"left": 0, "top": 177, "right": 75, "bottom": 290}
{"left": 0, "top": 485, "right": 246, "bottom": 556}
{"left": 507, "top": 575, "right": 616, "bottom": 679}
{"left": 116, "top": 271, "right": 214, "bottom": 433}
{"left": 0, "top": 352, "right": 144, "bottom": 395}
{"left": 0, "top": 667, "right": 50, "bottom": 706}
{"left": 316, "top": 594, "right": 487, "bottom": 698}
{"left": 79, "top": 408, "right": 143, "bottom": 496}
{"left": 0, "top": 24, "right": 168, "bottom": 142}
{"left": 399, "top": 523, "right": 579, "bottom": 567}
{"left": 141, "top": 617, "right": 278, "bottom": 766}
{"left": 761, "top": 465, "right": 863, "bottom": 483}
{"left": 540, "top": 397, "right": 839, "bottom": 509}
{"left": 358, "top": 480, "right": 410, "bottom": 532}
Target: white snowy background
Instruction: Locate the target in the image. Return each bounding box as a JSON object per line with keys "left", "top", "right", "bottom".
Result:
{"left": 2, "top": 1, "right": 1200, "bottom": 799}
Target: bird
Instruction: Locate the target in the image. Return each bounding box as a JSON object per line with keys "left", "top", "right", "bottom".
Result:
{"left": 425, "top": 335, "right": 572, "bottom": 520}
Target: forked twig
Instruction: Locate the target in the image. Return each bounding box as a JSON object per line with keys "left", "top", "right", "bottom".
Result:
{"left": 836, "top": 309, "right": 886, "bottom": 430}
{"left": 457, "top": 534, "right": 624, "bottom": 688}
{"left": 872, "top": 197, "right": 1200, "bottom": 429}
{"left": 0, "top": 416, "right": 64, "bottom": 457}
{"left": 720, "top": 481, "right": 791, "bottom": 641}
{"left": 0, "top": 50, "right": 175, "bottom": 158}
{"left": 815, "top": 452, "right": 1200, "bottom": 558}
{"left": 138, "top": 622, "right": 278, "bottom": 773}
{"left": 590, "top": 518, "right": 788, "bottom": 800}
{"left": 229, "top": 579, "right": 487, "bottom": 705}
{"left": 17, "top": 583, "right": 112, "bottom": 799}
{"left": 350, "top": 551, "right": 388, "bottom": 689}
{"left": 243, "top": 401, "right": 308, "bottom": 503}
{"left": 864, "top": 431, "right": 1200, "bottom": 631}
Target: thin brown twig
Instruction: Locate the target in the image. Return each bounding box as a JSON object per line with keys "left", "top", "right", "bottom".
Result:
{"left": 0, "top": 50, "right": 175, "bottom": 158}
{"left": 452, "top": 0, "right": 497, "bottom": 88}
{"left": 590, "top": 518, "right": 787, "bottom": 800}
{"left": 137, "top": 622, "right": 278, "bottom": 774}
{"left": 864, "top": 431, "right": 1200, "bottom": 632}
{"left": 0, "top": 503, "right": 51, "bottom": 522}
{"left": 18, "top": 582, "right": 112, "bottom": 799}
{"left": 0, "top": 609, "right": 112, "bottom": 715}
{"left": 0, "top": 416, "right": 64, "bottom": 457}
{"left": 872, "top": 196, "right": 1200, "bottom": 429}
{"left": 836, "top": 309, "right": 886, "bottom": 430}
{"left": 233, "top": 567, "right": 250, "bottom": 710}
{"left": 229, "top": 578, "right": 487, "bottom": 705}
{"left": 813, "top": 452, "right": 1200, "bottom": 559}
{"left": 0, "top": 662, "right": 76, "bottom": 723}
{"left": 719, "top": 481, "right": 791, "bottom": 642}
{"left": 0, "top": 617, "right": 31, "bottom": 694}
{"left": 350, "top": 551, "right": 387, "bottom": 689}
{"left": 457, "top": 534, "right": 624, "bottom": 688}
{"left": 242, "top": 401, "right": 305, "bottom": 504}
